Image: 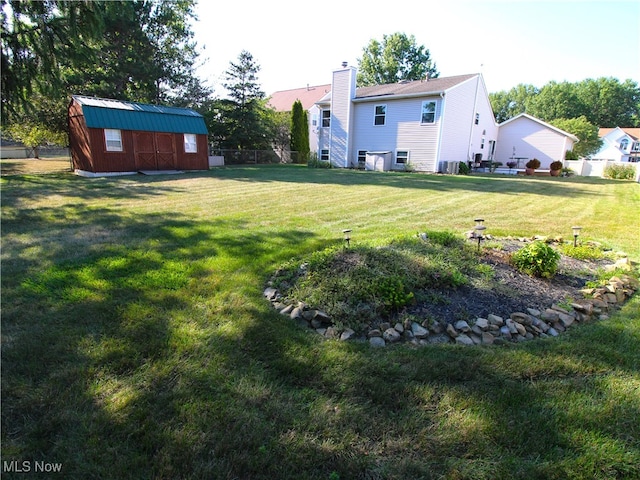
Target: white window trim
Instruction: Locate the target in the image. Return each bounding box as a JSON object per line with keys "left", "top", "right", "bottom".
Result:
{"left": 184, "top": 133, "right": 197, "bottom": 153}
{"left": 420, "top": 100, "right": 438, "bottom": 125}
{"left": 395, "top": 150, "right": 409, "bottom": 165}
{"left": 374, "top": 104, "right": 386, "bottom": 126}
{"left": 321, "top": 110, "right": 331, "bottom": 128}
{"left": 104, "top": 129, "right": 123, "bottom": 152}
{"left": 320, "top": 149, "right": 329, "bottom": 161}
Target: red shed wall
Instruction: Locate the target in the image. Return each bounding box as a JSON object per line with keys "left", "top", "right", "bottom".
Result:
{"left": 86, "top": 129, "right": 208, "bottom": 173}
{"left": 68, "top": 101, "right": 93, "bottom": 172}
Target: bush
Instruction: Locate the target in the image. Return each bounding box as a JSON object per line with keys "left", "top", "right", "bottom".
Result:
{"left": 307, "top": 153, "right": 332, "bottom": 168}
{"left": 604, "top": 164, "right": 636, "bottom": 180}
{"left": 559, "top": 243, "right": 604, "bottom": 261}
{"left": 526, "top": 158, "right": 541, "bottom": 169}
{"left": 550, "top": 161, "right": 563, "bottom": 171}
{"left": 565, "top": 150, "right": 578, "bottom": 160}
{"left": 510, "top": 241, "right": 560, "bottom": 278}
{"left": 458, "top": 162, "right": 470, "bottom": 175}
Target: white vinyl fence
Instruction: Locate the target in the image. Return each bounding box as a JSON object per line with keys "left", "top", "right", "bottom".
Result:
{"left": 565, "top": 160, "right": 640, "bottom": 182}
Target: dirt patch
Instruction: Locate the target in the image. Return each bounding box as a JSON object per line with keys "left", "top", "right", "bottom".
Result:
{"left": 411, "top": 239, "right": 614, "bottom": 324}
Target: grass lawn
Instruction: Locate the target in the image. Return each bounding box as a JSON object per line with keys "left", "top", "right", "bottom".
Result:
{"left": 2, "top": 164, "right": 639, "bottom": 479}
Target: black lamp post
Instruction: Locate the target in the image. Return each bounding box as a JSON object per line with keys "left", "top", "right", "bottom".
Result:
{"left": 474, "top": 218, "right": 486, "bottom": 253}
{"left": 572, "top": 226, "right": 582, "bottom": 247}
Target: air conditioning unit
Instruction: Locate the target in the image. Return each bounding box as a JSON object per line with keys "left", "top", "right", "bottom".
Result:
{"left": 447, "top": 161, "right": 460, "bottom": 174}
{"left": 439, "top": 161, "right": 448, "bottom": 173}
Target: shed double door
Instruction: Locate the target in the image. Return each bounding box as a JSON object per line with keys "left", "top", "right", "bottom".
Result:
{"left": 134, "top": 132, "right": 177, "bottom": 170}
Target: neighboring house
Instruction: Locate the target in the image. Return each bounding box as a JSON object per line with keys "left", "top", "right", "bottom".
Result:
{"left": 591, "top": 127, "right": 640, "bottom": 162}
{"left": 494, "top": 113, "right": 578, "bottom": 169}
{"left": 268, "top": 84, "right": 331, "bottom": 154}
{"left": 68, "top": 95, "right": 209, "bottom": 176}
{"left": 314, "top": 65, "right": 499, "bottom": 172}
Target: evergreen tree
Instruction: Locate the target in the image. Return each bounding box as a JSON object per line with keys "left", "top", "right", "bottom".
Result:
{"left": 219, "top": 50, "right": 272, "bottom": 150}
{"left": 290, "top": 99, "right": 309, "bottom": 162}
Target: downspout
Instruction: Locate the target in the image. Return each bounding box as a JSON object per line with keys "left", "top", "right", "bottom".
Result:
{"left": 435, "top": 92, "right": 446, "bottom": 172}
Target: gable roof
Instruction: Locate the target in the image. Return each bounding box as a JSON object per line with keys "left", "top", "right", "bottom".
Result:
{"left": 72, "top": 95, "right": 208, "bottom": 134}
{"left": 267, "top": 84, "right": 331, "bottom": 112}
{"left": 354, "top": 74, "right": 478, "bottom": 100}
{"left": 499, "top": 113, "right": 579, "bottom": 142}
{"left": 599, "top": 127, "right": 640, "bottom": 141}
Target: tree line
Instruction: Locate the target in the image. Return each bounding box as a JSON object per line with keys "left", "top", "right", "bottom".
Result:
{"left": 2, "top": 6, "right": 638, "bottom": 160}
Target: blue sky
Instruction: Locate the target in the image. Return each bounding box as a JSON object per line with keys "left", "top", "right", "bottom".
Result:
{"left": 191, "top": 0, "right": 640, "bottom": 96}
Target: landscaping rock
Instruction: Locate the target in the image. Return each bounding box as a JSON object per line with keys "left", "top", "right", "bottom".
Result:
{"left": 264, "top": 238, "right": 637, "bottom": 348}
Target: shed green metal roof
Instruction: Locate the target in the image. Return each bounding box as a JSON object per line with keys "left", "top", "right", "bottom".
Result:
{"left": 72, "top": 95, "right": 208, "bottom": 135}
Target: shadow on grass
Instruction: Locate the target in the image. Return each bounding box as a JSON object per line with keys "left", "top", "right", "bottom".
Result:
{"left": 2, "top": 175, "right": 639, "bottom": 479}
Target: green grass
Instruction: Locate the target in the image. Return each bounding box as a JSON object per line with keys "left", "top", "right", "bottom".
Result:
{"left": 2, "top": 165, "right": 639, "bottom": 479}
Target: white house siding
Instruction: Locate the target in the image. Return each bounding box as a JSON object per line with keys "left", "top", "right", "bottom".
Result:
{"left": 495, "top": 116, "right": 575, "bottom": 169}
{"left": 308, "top": 104, "right": 322, "bottom": 154}
{"left": 439, "top": 76, "right": 498, "bottom": 167}
{"left": 328, "top": 67, "right": 356, "bottom": 167}
{"left": 350, "top": 97, "right": 440, "bottom": 171}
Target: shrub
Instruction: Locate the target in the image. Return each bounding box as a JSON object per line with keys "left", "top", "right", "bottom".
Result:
{"left": 510, "top": 241, "right": 560, "bottom": 278}
{"left": 458, "top": 162, "right": 470, "bottom": 175}
{"left": 565, "top": 150, "right": 578, "bottom": 160}
{"left": 376, "top": 276, "right": 414, "bottom": 311}
{"left": 604, "top": 164, "right": 636, "bottom": 180}
{"left": 526, "top": 158, "right": 541, "bottom": 169}
{"left": 550, "top": 161, "right": 563, "bottom": 171}
{"left": 559, "top": 243, "right": 604, "bottom": 261}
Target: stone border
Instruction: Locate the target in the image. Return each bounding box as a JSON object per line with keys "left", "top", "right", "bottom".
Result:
{"left": 264, "top": 273, "right": 638, "bottom": 348}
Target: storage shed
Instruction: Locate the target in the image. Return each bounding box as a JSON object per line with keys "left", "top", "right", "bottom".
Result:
{"left": 68, "top": 95, "right": 209, "bottom": 175}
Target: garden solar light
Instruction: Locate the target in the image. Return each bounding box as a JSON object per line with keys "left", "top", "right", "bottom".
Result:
{"left": 474, "top": 218, "right": 486, "bottom": 253}
{"left": 343, "top": 229, "right": 352, "bottom": 247}
{"left": 572, "top": 226, "right": 582, "bottom": 247}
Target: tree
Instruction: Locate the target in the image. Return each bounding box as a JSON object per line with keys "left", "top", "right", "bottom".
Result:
{"left": 1, "top": 0, "right": 104, "bottom": 119}
{"left": 271, "top": 110, "right": 291, "bottom": 162}
{"left": 5, "top": 121, "right": 67, "bottom": 158}
{"left": 550, "top": 116, "right": 602, "bottom": 158}
{"left": 219, "top": 50, "right": 273, "bottom": 150}
{"left": 490, "top": 78, "right": 640, "bottom": 127}
{"left": 290, "top": 100, "right": 309, "bottom": 162}
{"left": 574, "top": 78, "right": 640, "bottom": 128}
{"left": 357, "top": 33, "right": 439, "bottom": 86}
{"left": 489, "top": 84, "right": 539, "bottom": 123}
{"left": 527, "top": 81, "right": 582, "bottom": 122}
{"left": 2, "top": 0, "right": 209, "bottom": 133}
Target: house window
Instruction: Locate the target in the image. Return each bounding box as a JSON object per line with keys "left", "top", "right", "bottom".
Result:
{"left": 475, "top": 113, "right": 480, "bottom": 125}
{"left": 620, "top": 139, "right": 629, "bottom": 151}
{"left": 104, "top": 129, "right": 123, "bottom": 151}
{"left": 184, "top": 133, "right": 197, "bottom": 153}
{"left": 320, "top": 149, "right": 329, "bottom": 161}
{"left": 374, "top": 105, "right": 386, "bottom": 126}
{"left": 481, "top": 137, "right": 485, "bottom": 149}
{"left": 322, "top": 110, "right": 331, "bottom": 128}
{"left": 396, "top": 150, "right": 409, "bottom": 164}
{"left": 421, "top": 101, "right": 437, "bottom": 124}
{"left": 311, "top": 114, "right": 318, "bottom": 127}
{"left": 632, "top": 142, "right": 640, "bottom": 151}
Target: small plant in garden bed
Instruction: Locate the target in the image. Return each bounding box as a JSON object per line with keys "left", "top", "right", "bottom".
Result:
{"left": 558, "top": 243, "right": 605, "bottom": 261}
{"left": 510, "top": 240, "right": 560, "bottom": 278}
